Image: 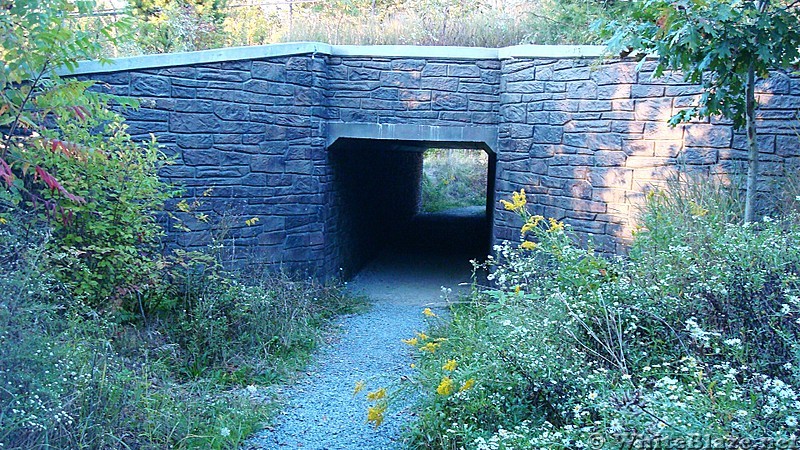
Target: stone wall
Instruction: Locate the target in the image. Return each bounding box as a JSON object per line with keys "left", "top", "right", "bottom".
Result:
{"left": 71, "top": 44, "right": 800, "bottom": 277}
{"left": 325, "top": 57, "right": 500, "bottom": 125}
{"left": 494, "top": 57, "right": 800, "bottom": 253}
{"left": 81, "top": 56, "right": 332, "bottom": 274}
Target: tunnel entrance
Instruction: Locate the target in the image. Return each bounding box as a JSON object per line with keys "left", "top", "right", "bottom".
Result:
{"left": 329, "top": 138, "right": 496, "bottom": 279}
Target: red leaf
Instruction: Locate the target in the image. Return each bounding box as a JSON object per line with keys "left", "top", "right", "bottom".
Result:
{"left": 0, "top": 157, "right": 13, "bottom": 186}
{"left": 34, "top": 166, "right": 86, "bottom": 204}
{"left": 70, "top": 105, "right": 88, "bottom": 122}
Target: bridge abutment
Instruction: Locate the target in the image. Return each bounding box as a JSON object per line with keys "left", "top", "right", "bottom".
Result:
{"left": 68, "top": 44, "right": 800, "bottom": 277}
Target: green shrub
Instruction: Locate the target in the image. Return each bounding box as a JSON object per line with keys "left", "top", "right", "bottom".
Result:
{"left": 402, "top": 179, "right": 800, "bottom": 449}
{"left": 0, "top": 220, "right": 362, "bottom": 448}
{"left": 422, "top": 149, "right": 488, "bottom": 213}
{"left": 171, "top": 270, "right": 364, "bottom": 382}
{"left": 2, "top": 0, "right": 175, "bottom": 307}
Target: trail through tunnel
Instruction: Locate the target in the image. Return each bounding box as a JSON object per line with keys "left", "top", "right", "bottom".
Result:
{"left": 330, "top": 138, "right": 496, "bottom": 279}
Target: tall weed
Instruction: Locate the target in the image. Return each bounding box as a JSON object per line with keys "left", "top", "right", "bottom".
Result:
{"left": 402, "top": 179, "right": 800, "bottom": 449}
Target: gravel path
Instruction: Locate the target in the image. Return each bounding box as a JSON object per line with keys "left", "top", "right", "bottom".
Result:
{"left": 245, "top": 251, "right": 474, "bottom": 450}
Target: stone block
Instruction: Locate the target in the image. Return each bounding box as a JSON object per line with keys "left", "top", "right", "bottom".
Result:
{"left": 776, "top": 135, "right": 800, "bottom": 158}
{"left": 758, "top": 94, "right": 800, "bottom": 109}
{"left": 634, "top": 98, "right": 673, "bottom": 121}
{"left": 421, "top": 76, "right": 459, "bottom": 91}
{"left": 295, "top": 87, "right": 325, "bottom": 106}
{"left": 505, "top": 81, "right": 545, "bottom": 94}
{"left": 286, "top": 57, "right": 310, "bottom": 71}
{"left": 597, "top": 84, "right": 631, "bottom": 100}
{"left": 196, "top": 166, "right": 249, "bottom": 178}
{"left": 565, "top": 120, "right": 610, "bottom": 133}
{"left": 287, "top": 71, "right": 315, "bottom": 86}
{"left": 362, "top": 99, "right": 406, "bottom": 110}
{"left": 174, "top": 99, "right": 213, "bottom": 113}
{"left": 620, "top": 140, "right": 654, "bottom": 157}
{"left": 631, "top": 85, "right": 665, "bottom": 98}
{"left": 554, "top": 66, "right": 591, "bottom": 81}
{"left": 250, "top": 155, "right": 285, "bottom": 173}
{"left": 214, "top": 103, "right": 249, "bottom": 121}
{"left": 567, "top": 180, "right": 593, "bottom": 199}
{"left": 371, "top": 87, "right": 400, "bottom": 100}
{"left": 432, "top": 92, "right": 468, "bottom": 110}
{"left": 611, "top": 121, "right": 645, "bottom": 134}
{"left": 500, "top": 104, "right": 525, "bottom": 122}
{"left": 392, "top": 59, "right": 426, "bottom": 71}
{"left": 170, "top": 113, "right": 219, "bottom": 133}
{"left": 183, "top": 149, "right": 221, "bottom": 166}
{"left": 589, "top": 167, "right": 633, "bottom": 189}
{"left": 251, "top": 62, "right": 286, "bottom": 81}
{"left": 653, "top": 141, "right": 682, "bottom": 157}
{"left": 532, "top": 125, "right": 563, "bottom": 144}
{"left": 612, "top": 99, "right": 635, "bottom": 111}
{"left": 171, "top": 86, "right": 195, "bottom": 99}
{"left": 131, "top": 74, "right": 170, "bottom": 97}
{"left": 381, "top": 71, "right": 422, "bottom": 88}
{"left": 680, "top": 147, "right": 719, "bottom": 165}
{"left": 363, "top": 60, "right": 392, "bottom": 70}
{"left": 124, "top": 108, "right": 169, "bottom": 122}
{"left": 398, "top": 90, "right": 431, "bottom": 102}
{"left": 567, "top": 81, "right": 598, "bottom": 99}
{"left": 684, "top": 124, "right": 732, "bottom": 148}
{"left": 434, "top": 111, "right": 468, "bottom": 123}
{"left": 197, "top": 69, "right": 250, "bottom": 82}
{"left": 625, "top": 156, "right": 674, "bottom": 168}
{"left": 421, "top": 63, "right": 448, "bottom": 76}
{"left": 591, "top": 64, "right": 637, "bottom": 85}
{"left": 756, "top": 74, "right": 791, "bottom": 94}
{"left": 458, "top": 82, "right": 498, "bottom": 94}
{"left": 448, "top": 64, "right": 480, "bottom": 78}
{"left": 177, "top": 134, "right": 213, "bottom": 149}
{"left": 594, "top": 150, "right": 627, "bottom": 167}
{"left": 578, "top": 100, "right": 612, "bottom": 112}
{"left": 642, "top": 122, "right": 684, "bottom": 140}
{"left": 480, "top": 70, "right": 500, "bottom": 84}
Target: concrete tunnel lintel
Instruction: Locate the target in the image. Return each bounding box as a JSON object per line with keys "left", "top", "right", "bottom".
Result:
{"left": 326, "top": 123, "right": 498, "bottom": 153}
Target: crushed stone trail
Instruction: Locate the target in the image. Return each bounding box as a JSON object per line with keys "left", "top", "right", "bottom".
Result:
{"left": 245, "top": 251, "right": 474, "bottom": 450}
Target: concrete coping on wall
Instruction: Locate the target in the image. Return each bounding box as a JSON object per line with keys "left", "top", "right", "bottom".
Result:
{"left": 327, "top": 123, "right": 499, "bottom": 153}
{"left": 65, "top": 42, "right": 608, "bottom": 76}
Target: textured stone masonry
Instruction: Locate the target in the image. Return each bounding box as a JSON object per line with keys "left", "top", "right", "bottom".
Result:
{"left": 74, "top": 45, "right": 800, "bottom": 276}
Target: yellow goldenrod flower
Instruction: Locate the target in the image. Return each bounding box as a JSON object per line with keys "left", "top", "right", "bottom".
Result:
{"left": 245, "top": 217, "right": 259, "bottom": 226}
{"left": 547, "top": 218, "right": 564, "bottom": 232}
{"left": 353, "top": 380, "right": 366, "bottom": 396}
{"left": 442, "top": 359, "right": 457, "bottom": 371}
{"left": 434, "top": 337, "right": 448, "bottom": 343}
{"left": 459, "top": 378, "right": 476, "bottom": 392}
{"left": 520, "top": 215, "right": 544, "bottom": 235}
{"left": 410, "top": 363, "right": 416, "bottom": 369}
{"left": 367, "top": 402, "right": 387, "bottom": 427}
{"left": 514, "top": 285, "right": 521, "bottom": 294}
{"left": 367, "top": 388, "right": 386, "bottom": 401}
{"left": 437, "top": 376, "right": 454, "bottom": 396}
{"left": 420, "top": 342, "right": 440, "bottom": 353}
{"left": 500, "top": 189, "right": 527, "bottom": 212}
{"left": 520, "top": 241, "right": 537, "bottom": 250}
{"left": 422, "top": 308, "right": 437, "bottom": 317}
{"left": 0, "top": 217, "right": 6, "bottom": 224}
{"left": 415, "top": 332, "right": 429, "bottom": 341}
{"left": 401, "top": 337, "right": 419, "bottom": 346}
{"left": 689, "top": 201, "right": 708, "bottom": 217}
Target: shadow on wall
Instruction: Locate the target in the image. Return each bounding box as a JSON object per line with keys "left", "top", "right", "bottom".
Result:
{"left": 495, "top": 59, "right": 799, "bottom": 255}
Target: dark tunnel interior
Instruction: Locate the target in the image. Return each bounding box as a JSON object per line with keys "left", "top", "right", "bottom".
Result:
{"left": 329, "top": 138, "right": 496, "bottom": 278}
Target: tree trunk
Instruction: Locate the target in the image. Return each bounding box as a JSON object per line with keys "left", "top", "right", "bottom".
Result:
{"left": 744, "top": 61, "right": 759, "bottom": 223}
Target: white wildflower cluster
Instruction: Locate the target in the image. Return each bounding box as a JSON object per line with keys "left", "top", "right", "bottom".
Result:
{"left": 685, "top": 318, "right": 720, "bottom": 348}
